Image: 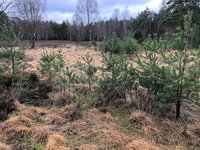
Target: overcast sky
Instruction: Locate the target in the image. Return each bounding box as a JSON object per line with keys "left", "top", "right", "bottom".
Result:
{"left": 46, "top": 0, "right": 162, "bottom": 23}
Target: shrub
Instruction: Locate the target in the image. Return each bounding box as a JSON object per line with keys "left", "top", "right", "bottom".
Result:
{"left": 38, "top": 50, "right": 65, "bottom": 81}
{"left": 76, "top": 93, "right": 97, "bottom": 108}
{"left": 0, "top": 90, "right": 17, "bottom": 121}
{"left": 58, "top": 67, "right": 77, "bottom": 98}
{"left": 75, "top": 54, "right": 97, "bottom": 94}
{"left": 121, "top": 35, "right": 141, "bottom": 54}
{"left": 19, "top": 75, "right": 53, "bottom": 106}
{"left": 99, "top": 53, "right": 137, "bottom": 105}
{"left": 136, "top": 39, "right": 170, "bottom": 114}
{"left": 100, "top": 33, "right": 121, "bottom": 54}
{"left": 0, "top": 24, "right": 25, "bottom": 74}
{"left": 136, "top": 22, "right": 200, "bottom": 118}
{"left": 101, "top": 33, "right": 141, "bottom": 54}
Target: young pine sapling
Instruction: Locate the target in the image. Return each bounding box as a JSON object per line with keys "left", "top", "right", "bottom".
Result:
{"left": 75, "top": 54, "right": 97, "bottom": 94}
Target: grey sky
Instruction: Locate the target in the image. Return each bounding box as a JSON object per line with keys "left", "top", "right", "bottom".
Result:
{"left": 46, "top": 0, "right": 162, "bottom": 23}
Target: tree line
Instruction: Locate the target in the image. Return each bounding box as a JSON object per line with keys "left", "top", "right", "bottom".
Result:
{"left": 1, "top": 0, "right": 200, "bottom": 49}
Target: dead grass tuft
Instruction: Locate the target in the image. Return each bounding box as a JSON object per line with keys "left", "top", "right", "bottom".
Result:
{"left": 0, "top": 116, "right": 33, "bottom": 139}
{"left": 97, "top": 129, "right": 131, "bottom": 149}
{"left": 6, "top": 126, "right": 32, "bottom": 140}
{"left": 14, "top": 100, "right": 26, "bottom": 110}
{"left": 188, "top": 121, "right": 200, "bottom": 142}
{"left": 33, "top": 125, "right": 52, "bottom": 143}
{"left": 143, "top": 125, "right": 160, "bottom": 137}
{"left": 157, "top": 119, "right": 184, "bottom": 144}
{"left": 0, "top": 134, "right": 5, "bottom": 143}
{"left": 57, "top": 104, "right": 77, "bottom": 118}
{"left": 85, "top": 108, "right": 117, "bottom": 125}
{"left": 125, "top": 139, "right": 159, "bottom": 150}
{"left": 79, "top": 144, "right": 98, "bottom": 150}
{"left": 175, "top": 145, "right": 189, "bottom": 150}
{"left": 2, "top": 115, "right": 32, "bottom": 127}
{"left": 129, "top": 111, "right": 153, "bottom": 128}
{"left": 46, "top": 134, "right": 70, "bottom": 150}
{"left": 0, "top": 142, "right": 11, "bottom": 150}
{"left": 21, "top": 107, "right": 47, "bottom": 120}
{"left": 41, "top": 113, "right": 65, "bottom": 125}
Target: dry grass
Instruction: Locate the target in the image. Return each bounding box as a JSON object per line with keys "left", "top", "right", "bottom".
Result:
{"left": 188, "top": 121, "right": 200, "bottom": 143}
{"left": 0, "top": 143, "right": 11, "bottom": 150}
{"left": 0, "top": 45, "right": 199, "bottom": 150}
{"left": 0, "top": 115, "right": 32, "bottom": 131}
{"left": 0, "top": 99, "right": 199, "bottom": 149}
{"left": 174, "top": 145, "right": 190, "bottom": 150}
{"left": 7, "top": 126, "right": 32, "bottom": 140}
{"left": 97, "top": 129, "right": 131, "bottom": 149}
{"left": 25, "top": 45, "right": 102, "bottom": 73}
{"left": 84, "top": 108, "right": 117, "bottom": 125}
{"left": 129, "top": 111, "right": 153, "bottom": 128}
{"left": 40, "top": 113, "right": 65, "bottom": 125}
{"left": 33, "top": 125, "right": 52, "bottom": 143}
{"left": 46, "top": 134, "right": 70, "bottom": 150}
{"left": 125, "top": 139, "right": 159, "bottom": 150}
{"left": 79, "top": 144, "right": 98, "bottom": 150}
{"left": 20, "top": 107, "right": 44, "bottom": 120}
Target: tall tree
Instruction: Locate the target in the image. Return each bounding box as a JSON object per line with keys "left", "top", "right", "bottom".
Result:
{"left": 0, "top": 0, "right": 11, "bottom": 26}
{"left": 165, "top": 0, "right": 200, "bottom": 29}
{"left": 122, "top": 7, "right": 130, "bottom": 38}
{"left": 111, "top": 8, "right": 121, "bottom": 36}
{"left": 14, "top": 0, "right": 46, "bottom": 49}
{"left": 0, "top": 0, "right": 11, "bottom": 17}
{"left": 132, "top": 8, "right": 157, "bottom": 41}
{"left": 76, "top": 0, "right": 98, "bottom": 41}
{"left": 72, "top": 13, "right": 84, "bottom": 43}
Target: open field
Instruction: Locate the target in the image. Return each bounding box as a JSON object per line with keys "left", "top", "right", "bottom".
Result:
{"left": 25, "top": 43, "right": 102, "bottom": 73}
{"left": 0, "top": 43, "right": 200, "bottom": 150}
{"left": 2, "top": 0, "right": 200, "bottom": 149}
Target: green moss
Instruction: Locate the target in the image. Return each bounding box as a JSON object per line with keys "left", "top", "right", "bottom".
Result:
{"left": 33, "top": 143, "right": 45, "bottom": 150}
{"left": 111, "top": 107, "right": 141, "bottom": 135}
{"left": 13, "top": 138, "right": 45, "bottom": 150}
{"left": 66, "top": 132, "right": 80, "bottom": 148}
{"left": 66, "top": 131, "right": 99, "bottom": 148}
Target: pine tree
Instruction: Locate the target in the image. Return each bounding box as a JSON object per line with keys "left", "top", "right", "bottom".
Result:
{"left": 0, "top": 24, "right": 25, "bottom": 74}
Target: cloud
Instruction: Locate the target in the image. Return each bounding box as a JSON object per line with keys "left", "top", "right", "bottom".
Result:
{"left": 47, "top": 12, "right": 74, "bottom": 23}
{"left": 47, "top": 0, "right": 75, "bottom": 13}
{"left": 46, "top": 0, "right": 162, "bottom": 22}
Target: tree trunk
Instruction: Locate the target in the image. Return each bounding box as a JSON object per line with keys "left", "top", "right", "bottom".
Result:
{"left": 176, "top": 99, "right": 181, "bottom": 119}
{"left": 31, "top": 32, "right": 36, "bottom": 49}
{"left": 11, "top": 47, "right": 15, "bottom": 74}
{"left": 70, "top": 33, "right": 72, "bottom": 42}
{"left": 89, "top": 26, "right": 92, "bottom": 41}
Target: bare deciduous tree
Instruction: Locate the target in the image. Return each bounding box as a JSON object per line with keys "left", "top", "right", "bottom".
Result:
{"left": 76, "top": 0, "right": 98, "bottom": 41}
{"left": 14, "top": 0, "right": 46, "bottom": 49}
{"left": 111, "top": 8, "right": 121, "bottom": 34}
{"left": 73, "top": 13, "right": 84, "bottom": 44}
{"left": 112, "top": 8, "right": 121, "bottom": 21}
{"left": 0, "top": 0, "right": 11, "bottom": 21}
{"left": 0, "top": 0, "right": 11, "bottom": 13}
{"left": 122, "top": 7, "right": 130, "bottom": 37}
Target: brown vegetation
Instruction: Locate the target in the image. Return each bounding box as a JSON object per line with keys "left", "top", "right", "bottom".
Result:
{"left": 0, "top": 44, "right": 199, "bottom": 150}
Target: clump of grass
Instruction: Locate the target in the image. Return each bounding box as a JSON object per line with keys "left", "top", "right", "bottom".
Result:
{"left": 111, "top": 108, "right": 136, "bottom": 134}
